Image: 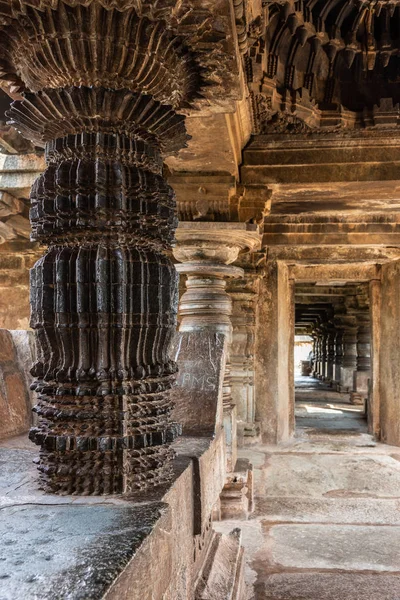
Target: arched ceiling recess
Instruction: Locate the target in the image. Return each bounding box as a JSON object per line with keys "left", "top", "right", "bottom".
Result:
{"left": 246, "top": 1, "right": 400, "bottom": 133}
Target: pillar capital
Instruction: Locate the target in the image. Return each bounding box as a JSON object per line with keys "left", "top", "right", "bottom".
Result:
{"left": 173, "top": 223, "right": 261, "bottom": 334}
{"left": 174, "top": 222, "right": 262, "bottom": 265}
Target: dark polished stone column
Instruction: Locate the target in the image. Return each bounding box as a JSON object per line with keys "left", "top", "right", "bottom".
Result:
{"left": 1, "top": 2, "right": 202, "bottom": 494}
{"left": 10, "top": 91, "right": 186, "bottom": 495}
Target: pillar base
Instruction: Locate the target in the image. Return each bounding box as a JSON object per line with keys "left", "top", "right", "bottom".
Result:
{"left": 353, "top": 370, "right": 371, "bottom": 398}
{"left": 350, "top": 392, "right": 365, "bottom": 406}
{"left": 340, "top": 366, "right": 356, "bottom": 392}
{"left": 237, "top": 421, "right": 262, "bottom": 447}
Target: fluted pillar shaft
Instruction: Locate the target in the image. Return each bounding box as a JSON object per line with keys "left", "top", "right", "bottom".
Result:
{"left": 325, "top": 327, "right": 336, "bottom": 382}
{"left": 333, "top": 328, "right": 344, "bottom": 386}
{"left": 339, "top": 316, "right": 358, "bottom": 392}
{"left": 1, "top": 1, "right": 208, "bottom": 494}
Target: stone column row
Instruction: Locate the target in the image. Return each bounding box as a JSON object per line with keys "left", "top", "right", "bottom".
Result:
{"left": 310, "top": 305, "right": 371, "bottom": 400}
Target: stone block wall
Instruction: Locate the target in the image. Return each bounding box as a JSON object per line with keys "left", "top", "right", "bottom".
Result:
{"left": 0, "top": 250, "right": 38, "bottom": 329}
{"left": 0, "top": 329, "right": 34, "bottom": 439}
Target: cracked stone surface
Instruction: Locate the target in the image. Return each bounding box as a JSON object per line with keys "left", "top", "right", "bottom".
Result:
{"left": 214, "top": 378, "right": 400, "bottom": 600}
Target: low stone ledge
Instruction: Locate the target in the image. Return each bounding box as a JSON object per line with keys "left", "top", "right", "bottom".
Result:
{"left": 0, "top": 430, "right": 243, "bottom": 600}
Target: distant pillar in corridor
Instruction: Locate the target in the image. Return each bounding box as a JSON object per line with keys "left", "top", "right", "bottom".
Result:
{"left": 332, "top": 326, "right": 344, "bottom": 389}
{"left": 325, "top": 324, "right": 336, "bottom": 383}
{"left": 339, "top": 315, "right": 358, "bottom": 393}
{"left": 351, "top": 311, "right": 371, "bottom": 405}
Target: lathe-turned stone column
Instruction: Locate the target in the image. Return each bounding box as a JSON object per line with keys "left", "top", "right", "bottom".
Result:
{"left": 351, "top": 312, "right": 371, "bottom": 405}
{"left": 333, "top": 327, "right": 344, "bottom": 388}
{"left": 339, "top": 315, "right": 358, "bottom": 393}
{"left": 315, "top": 325, "right": 327, "bottom": 380}
{"left": 312, "top": 334, "right": 320, "bottom": 378}
{"left": 325, "top": 325, "right": 336, "bottom": 383}
{"left": 0, "top": 1, "right": 218, "bottom": 494}
{"left": 227, "top": 254, "right": 263, "bottom": 446}
{"left": 173, "top": 223, "right": 260, "bottom": 471}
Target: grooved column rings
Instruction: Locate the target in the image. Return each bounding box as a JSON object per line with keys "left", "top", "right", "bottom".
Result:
{"left": 29, "top": 159, "right": 177, "bottom": 246}
{"left": 7, "top": 88, "right": 189, "bottom": 157}
{"left": 30, "top": 245, "right": 179, "bottom": 387}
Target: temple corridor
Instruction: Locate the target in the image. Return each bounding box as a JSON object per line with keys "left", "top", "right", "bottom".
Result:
{"left": 216, "top": 385, "right": 400, "bottom": 600}
{"left": 3, "top": 0, "right": 400, "bottom": 597}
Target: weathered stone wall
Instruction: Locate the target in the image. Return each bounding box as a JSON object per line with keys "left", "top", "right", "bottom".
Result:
{"left": 379, "top": 260, "right": 400, "bottom": 446}
{"left": 0, "top": 329, "right": 34, "bottom": 439}
{"left": 0, "top": 250, "right": 38, "bottom": 329}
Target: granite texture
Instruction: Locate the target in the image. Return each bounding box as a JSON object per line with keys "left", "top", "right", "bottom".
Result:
{"left": 0, "top": 503, "right": 166, "bottom": 600}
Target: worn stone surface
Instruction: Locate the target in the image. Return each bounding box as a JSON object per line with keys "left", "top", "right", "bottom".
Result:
{"left": 254, "top": 260, "right": 294, "bottom": 444}
{"left": 0, "top": 430, "right": 240, "bottom": 600}
{"left": 196, "top": 529, "right": 245, "bottom": 600}
{"left": 0, "top": 329, "right": 31, "bottom": 439}
{"left": 264, "top": 523, "right": 400, "bottom": 572}
{"left": 254, "top": 573, "right": 400, "bottom": 600}
{"left": 0, "top": 503, "right": 166, "bottom": 600}
{"left": 171, "top": 331, "right": 226, "bottom": 437}
{"left": 380, "top": 260, "right": 400, "bottom": 446}
{"left": 215, "top": 385, "right": 400, "bottom": 600}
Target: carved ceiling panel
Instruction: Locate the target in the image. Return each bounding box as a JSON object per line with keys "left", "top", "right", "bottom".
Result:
{"left": 246, "top": 1, "right": 400, "bottom": 132}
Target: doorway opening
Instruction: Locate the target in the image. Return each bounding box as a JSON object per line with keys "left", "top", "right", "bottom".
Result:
{"left": 294, "top": 281, "right": 371, "bottom": 435}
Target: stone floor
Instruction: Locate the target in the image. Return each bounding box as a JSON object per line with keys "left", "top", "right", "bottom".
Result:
{"left": 295, "top": 375, "right": 368, "bottom": 433}
{"left": 215, "top": 377, "right": 400, "bottom": 600}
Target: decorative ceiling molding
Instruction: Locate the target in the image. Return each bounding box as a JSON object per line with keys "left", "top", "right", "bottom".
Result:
{"left": 244, "top": 0, "right": 400, "bottom": 133}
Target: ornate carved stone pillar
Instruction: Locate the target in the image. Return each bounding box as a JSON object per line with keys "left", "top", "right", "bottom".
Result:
{"left": 351, "top": 311, "right": 371, "bottom": 404}
{"left": 333, "top": 326, "right": 344, "bottom": 388}
{"left": 173, "top": 223, "right": 260, "bottom": 471}
{"left": 339, "top": 315, "right": 358, "bottom": 393}
{"left": 312, "top": 334, "right": 320, "bottom": 378}
{"left": 316, "top": 325, "right": 328, "bottom": 380}
{"left": 227, "top": 253, "right": 263, "bottom": 446}
{"left": 325, "top": 324, "right": 336, "bottom": 383}
{"left": 1, "top": 1, "right": 236, "bottom": 494}
{"left": 311, "top": 335, "right": 317, "bottom": 377}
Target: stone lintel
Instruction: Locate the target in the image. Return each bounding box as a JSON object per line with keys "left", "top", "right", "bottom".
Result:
{"left": 289, "top": 263, "right": 381, "bottom": 282}
{"left": 267, "top": 246, "right": 400, "bottom": 264}
{"left": 242, "top": 134, "right": 400, "bottom": 185}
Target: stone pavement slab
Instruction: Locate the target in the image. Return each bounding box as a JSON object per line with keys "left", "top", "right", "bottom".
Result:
{"left": 261, "top": 453, "right": 400, "bottom": 498}
{"left": 263, "top": 524, "right": 400, "bottom": 572}
{"left": 254, "top": 573, "right": 400, "bottom": 600}
{"left": 254, "top": 497, "right": 400, "bottom": 524}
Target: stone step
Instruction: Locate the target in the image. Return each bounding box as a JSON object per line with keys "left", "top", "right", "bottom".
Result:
{"left": 195, "top": 528, "right": 245, "bottom": 600}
